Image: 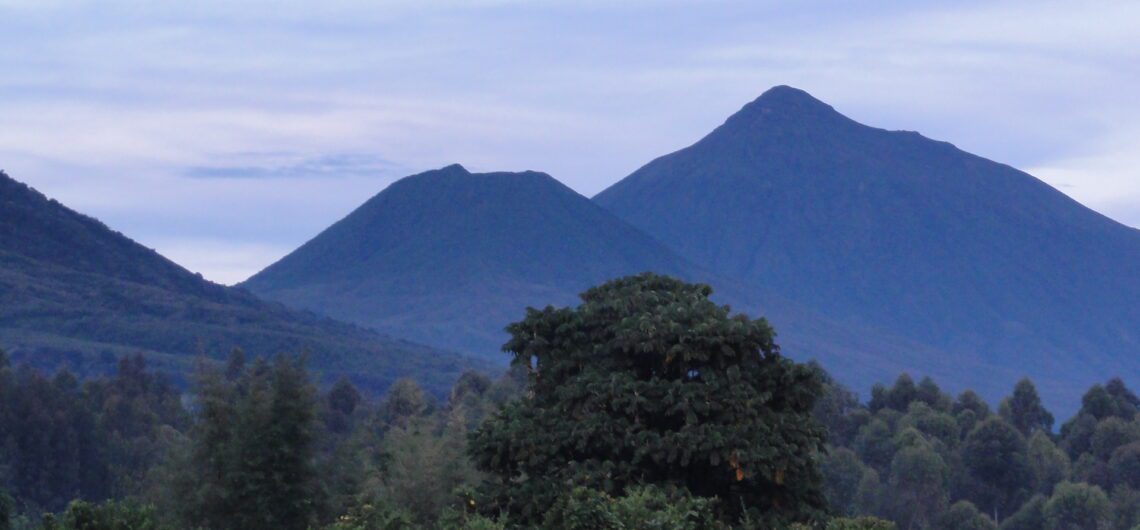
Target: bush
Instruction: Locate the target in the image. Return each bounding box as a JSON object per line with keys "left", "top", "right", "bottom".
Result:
{"left": 541, "top": 485, "right": 724, "bottom": 530}
{"left": 826, "top": 516, "right": 897, "bottom": 529}
{"left": 39, "top": 500, "right": 166, "bottom": 530}
{"left": 321, "top": 502, "right": 414, "bottom": 530}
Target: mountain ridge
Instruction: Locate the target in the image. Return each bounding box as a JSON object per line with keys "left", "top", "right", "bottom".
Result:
{"left": 0, "top": 170, "right": 479, "bottom": 396}
{"left": 242, "top": 164, "right": 709, "bottom": 359}
{"left": 593, "top": 85, "right": 1140, "bottom": 413}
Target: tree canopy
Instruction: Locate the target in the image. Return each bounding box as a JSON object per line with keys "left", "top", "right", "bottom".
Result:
{"left": 468, "top": 273, "right": 826, "bottom": 526}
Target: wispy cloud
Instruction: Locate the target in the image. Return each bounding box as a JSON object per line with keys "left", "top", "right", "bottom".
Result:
{"left": 184, "top": 153, "right": 408, "bottom": 180}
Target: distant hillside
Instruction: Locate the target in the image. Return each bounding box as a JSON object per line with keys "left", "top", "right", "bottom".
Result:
{"left": 242, "top": 164, "right": 706, "bottom": 359}
{"left": 0, "top": 171, "right": 478, "bottom": 395}
{"left": 594, "top": 85, "right": 1140, "bottom": 412}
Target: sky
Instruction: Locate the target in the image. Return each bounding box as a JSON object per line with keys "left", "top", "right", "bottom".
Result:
{"left": 2, "top": 0, "right": 1138, "bottom": 285}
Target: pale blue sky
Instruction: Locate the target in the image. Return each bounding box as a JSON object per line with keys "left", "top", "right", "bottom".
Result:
{"left": 2, "top": 0, "right": 1138, "bottom": 283}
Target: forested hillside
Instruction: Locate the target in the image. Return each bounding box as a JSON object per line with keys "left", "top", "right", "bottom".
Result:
{"left": 0, "top": 171, "right": 480, "bottom": 396}
{"left": 2, "top": 275, "right": 1137, "bottom": 530}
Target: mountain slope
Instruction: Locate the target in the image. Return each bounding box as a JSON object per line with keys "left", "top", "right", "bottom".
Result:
{"left": 594, "top": 86, "right": 1140, "bottom": 410}
{"left": 242, "top": 164, "right": 707, "bottom": 359}
{"left": 0, "top": 171, "right": 477, "bottom": 395}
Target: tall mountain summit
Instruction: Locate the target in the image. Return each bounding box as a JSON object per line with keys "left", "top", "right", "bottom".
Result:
{"left": 0, "top": 171, "right": 476, "bottom": 395}
{"left": 242, "top": 164, "right": 702, "bottom": 358}
{"left": 594, "top": 85, "right": 1140, "bottom": 409}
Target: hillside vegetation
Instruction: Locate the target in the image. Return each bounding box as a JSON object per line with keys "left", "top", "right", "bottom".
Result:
{"left": 0, "top": 171, "right": 481, "bottom": 396}
{"left": 2, "top": 275, "right": 1137, "bottom": 530}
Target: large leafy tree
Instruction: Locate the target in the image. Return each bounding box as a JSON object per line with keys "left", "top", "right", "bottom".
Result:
{"left": 468, "top": 273, "right": 826, "bottom": 526}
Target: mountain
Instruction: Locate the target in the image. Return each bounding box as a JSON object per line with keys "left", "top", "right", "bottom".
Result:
{"left": 594, "top": 85, "right": 1140, "bottom": 411}
{"left": 242, "top": 164, "right": 706, "bottom": 359}
{"left": 0, "top": 171, "right": 478, "bottom": 395}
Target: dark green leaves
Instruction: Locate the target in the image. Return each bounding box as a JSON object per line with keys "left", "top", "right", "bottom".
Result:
{"left": 469, "top": 273, "right": 826, "bottom": 526}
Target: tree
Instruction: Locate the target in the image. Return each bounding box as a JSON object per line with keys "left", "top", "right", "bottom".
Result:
{"left": 248, "top": 354, "right": 319, "bottom": 529}
{"left": 179, "top": 354, "right": 319, "bottom": 530}
{"left": 1110, "top": 442, "right": 1140, "bottom": 491}
{"left": 935, "top": 501, "right": 997, "bottom": 530}
{"left": 1, "top": 367, "right": 107, "bottom": 512}
{"left": 1103, "top": 379, "right": 1139, "bottom": 420}
{"left": 468, "top": 274, "right": 826, "bottom": 527}
{"left": 1111, "top": 486, "right": 1140, "bottom": 530}
{"left": 899, "top": 402, "right": 959, "bottom": 449}
{"left": 963, "top": 417, "right": 1031, "bottom": 521}
{"left": 1000, "top": 495, "right": 1047, "bottom": 530}
{"left": 955, "top": 391, "right": 992, "bottom": 438}
{"left": 1000, "top": 379, "right": 1054, "bottom": 437}
{"left": 1061, "top": 413, "right": 1099, "bottom": 459}
{"left": 323, "top": 378, "right": 362, "bottom": 436}
{"left": 1043, "top": 481, "right": 1112, "bottom": 530}
{"left": 887, "top": 442, "right": 948, "bottom": 529}
{"left": 869, "top": 374, "right": 918, "bottom": 413}
{"left": 0, "top": 489, "right": 11, "bottom": 530}
{"left": 1082, "top": 386, "right": 1120, "bottom": 422}
{"left": 854, "top": 419, "right": 897, "bottom": 472}
{"left": 376, "top": 378, "right": 431, "bottom": 430}
{"left": 916, "top": 377, "right": 953, "bottom": 413}
{"left": 955, "top": 391, "right": 992, "bottom": 419}
{"left": 378, "top": 414, "right": 480, "bottom": 526}
{"left": 1027, "top": 431, "right": 1071, "bottom": 494}
{"left": 822, "top": 448, "right": 872, "bottom": 517}
{"left": 1090, "top": 418, "right": 1140, "bottom": 461}
{"left": 812, "top": 366, "right": 865, "bottom": 448}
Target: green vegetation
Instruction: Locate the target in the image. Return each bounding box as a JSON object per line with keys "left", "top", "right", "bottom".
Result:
{"left": 1, "top": 274, "right": 1137, "bottom": 529}
{"left": 816, "top": 369, "right": 1140, "bottom": 529}
{"left": 0, "top": 170, "right": 483, "bottom": 397}
{"left": 469, "top": 274, "right": 825, "bottom": 526}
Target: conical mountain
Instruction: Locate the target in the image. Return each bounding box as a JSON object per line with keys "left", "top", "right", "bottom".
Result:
{"left": 594, "top": 86, "right": 1140, "bottom": 410}
{"left": 242, "top": 164, "right": 704, "bottom": 358}
{"left": 0, "top": 170, "right": 476, "bottom": 395}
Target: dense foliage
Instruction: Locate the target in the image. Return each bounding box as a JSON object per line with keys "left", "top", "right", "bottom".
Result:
{"left": 2, "top": 274, "right": 1138, "bottom": 529}
{"left": 470, "top": 274, "right": 826, "bottom": 526}
{"left": 815, "top": 370, "right": 1140, "bottom": 529}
